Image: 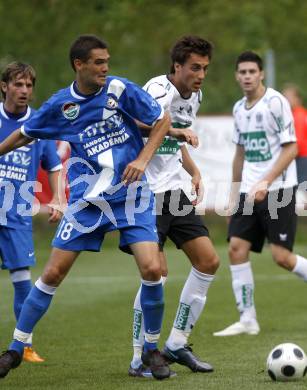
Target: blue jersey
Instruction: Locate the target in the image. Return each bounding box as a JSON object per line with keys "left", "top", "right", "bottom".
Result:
{"left": 21, "top": 76, "right": 163, "bottom": 204}
{"left": 0, "top": 103, "right": 62, "bottom": 230}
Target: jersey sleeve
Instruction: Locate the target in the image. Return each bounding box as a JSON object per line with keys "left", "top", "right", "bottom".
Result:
{"left": 40, "top": 140, "right": 63, "bottom": 171}
{"left": 21, "top": 98, "right": 63, "bottom": 140}
{"left": 268, "top": 95, "right": 296, "bottom": 144}
{"left": 122, "top": 80, "right": 164, "bottom": 126}
{"left": 144, "top": 81, "right": 172, "bottom": 111}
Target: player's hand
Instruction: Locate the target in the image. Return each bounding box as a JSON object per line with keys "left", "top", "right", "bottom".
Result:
{"left": 47, "top": 196, "right": 65, "bottom": 223}
{"left": 247, "top": 180, "right": 269, "bottom": 203}
{"left": 122, "top": 158, "right": 147, "bottom": 185}
{"left": 191, "top": 173, "right": 204, "bottom": 205}
{"left": 169, "top": 128, "right": 199, "bottom": 148}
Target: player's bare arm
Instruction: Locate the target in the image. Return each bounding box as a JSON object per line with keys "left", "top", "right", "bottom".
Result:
{"left": 181, "top": 145, "right": 204, "bottom": 205}
{"left": 169, "top": 127, "right": 199, "bottom": 147}
{"left": 248, "top": 142, "right": 297, "bottom": 203}
{"left": 0, "top": 128, "right": 32, "bottom": 156}
{"left": 122, "top": 112, "right": 171, "bottom": 184}
{"left": 47, "top": 170, "right": 65, "bottom": 223}
{"left": 135, "top": 119, "right": 150, "bottom": 133}
{"left": 136, "top": 120, "right": 198, "bottom": 147}
{"left": 228, "top": 145, "right": 245, "bottom": 214}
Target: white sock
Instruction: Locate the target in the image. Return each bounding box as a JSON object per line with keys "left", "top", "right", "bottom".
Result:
{"left": 10, "top": 269, "right": 31, "bottom": 283}
{"left": 26, "top": 333, "right": 33, "bottom": 345}
{"left": 166, "top": 267, "right": 214, "bottom": 351}
{"left": 292, "top": 255, "right": 307, "bottom": 281}
{"left": 131, "top": 285, "right": 143, "bottom": 369}
{"left": 230, "top": 262, "right": 257, "bottom": 323}
{"left": 131, "top": 276, "right": 167, "bottom": 368}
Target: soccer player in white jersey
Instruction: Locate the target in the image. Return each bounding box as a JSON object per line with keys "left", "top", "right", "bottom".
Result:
{"left": 0, "top": 62, "right": 63, "bottom": 362}
{"left": 214, "top": 51, "right": 307, "bottom": 337}
{"left": 0, "top": 35, "right": 172, "bottom": 380}
{"left": 129, "top": 36, "right": 219, "bottom": 377}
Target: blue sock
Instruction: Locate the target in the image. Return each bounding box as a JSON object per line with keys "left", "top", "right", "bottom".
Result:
{"left": 9, "top": 340, "right": 25, "bottom": 356}
{"left": 140, "top": 281, "right": 164, "bottom": 352}
{"left": 10, "top": 285, "right": 53, "bottom": 354}
{"left": 13, "top": 279, "right": 32, "bottom": 320}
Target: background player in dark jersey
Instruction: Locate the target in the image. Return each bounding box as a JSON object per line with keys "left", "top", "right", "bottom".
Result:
{"left": 0, "top": 35, "right": 171, "bottom": 380}
{"left": 0, "top": 62, "right": 62, "bottom": 362}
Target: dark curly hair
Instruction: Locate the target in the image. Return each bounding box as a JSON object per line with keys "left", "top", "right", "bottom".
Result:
{"left": 170, "top": 35, "right": 213, "bottom": 73}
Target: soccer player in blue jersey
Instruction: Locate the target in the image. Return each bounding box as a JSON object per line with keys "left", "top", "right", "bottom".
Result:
{"left": 0, "top": 35, "right": 171, "bottom": 380}
{"left": 0, "top": 62, "right": 63, "bottom": 362}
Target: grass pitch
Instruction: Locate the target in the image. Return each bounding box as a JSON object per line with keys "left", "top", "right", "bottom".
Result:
{"left": 0, "top": 220, "right": 306, "bottom": 389}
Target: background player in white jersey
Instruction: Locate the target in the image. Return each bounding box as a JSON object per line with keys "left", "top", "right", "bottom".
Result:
{"left": 0, "top": 35, "right": 172, "bottom": 381}
{"left": 0, "top": 62, "right": 62, "bottom": 361}
{"left": 129, "top": 36, "right": 219, "bottom": 377}
{"left": 214, "top": 51, "right": 307, "bottom": 337}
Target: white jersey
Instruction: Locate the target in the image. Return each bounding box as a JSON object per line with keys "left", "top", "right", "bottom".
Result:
{"left": 143, "top": 74, "right": 201, "bottom": 193}
{"left": 233, "top": 87, "right": 297, "bottom": 193}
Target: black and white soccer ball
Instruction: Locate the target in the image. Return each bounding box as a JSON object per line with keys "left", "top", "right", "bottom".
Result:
{"left": 267, "top": 343, "right": 307, "bottom": 381}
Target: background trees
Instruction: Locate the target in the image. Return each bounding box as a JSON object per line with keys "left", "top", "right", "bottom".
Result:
{"left": 1, "top": 0, "right": 306, "bottom": 112}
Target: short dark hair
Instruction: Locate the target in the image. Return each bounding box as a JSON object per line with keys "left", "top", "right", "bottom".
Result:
{"left": 170, "top": 35, "right": 213, "bottom": 73}
{"left": 236, "top": 51, "right": 263, "bottom": 71}
{"left": 1, "top": 61, "right": 36, "bottom": 99}
{"left": 69, "top": 34, "right": 108, "bottom": 71}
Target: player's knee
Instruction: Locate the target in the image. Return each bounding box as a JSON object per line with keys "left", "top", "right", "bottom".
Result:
{"left": 161, "top": 263, "right": 168, "bottom": 277}
{"left": 140, "top": 262, "right": 162, "bottom": 281}
{"left": 228, "top": 242, "right": 245, "bottom": 263}
{"left": 228, "top": 245, "right": 236, "bottom": 261}
{"left": 201, "top": 253, "right": 219, "bottom": 274}
{"left": 272, "top": 251, "right": 292, "bottom": 270}
{"left": 41, "top": 265, "right": 65, "bottom": 286}
{"left": 193, "top": 252, "right": 219, "bottom": 274}
{"left": 209, "top": 253, "right": 220, "bottom": 273}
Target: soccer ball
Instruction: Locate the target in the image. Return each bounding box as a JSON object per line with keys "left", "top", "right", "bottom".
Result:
{"left": 267, "top": 343, "right": 307, "bottom": 381}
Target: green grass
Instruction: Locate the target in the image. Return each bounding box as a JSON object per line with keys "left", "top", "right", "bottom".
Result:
{"left": 0, "top": 219, "right": 307, "bottom": 389}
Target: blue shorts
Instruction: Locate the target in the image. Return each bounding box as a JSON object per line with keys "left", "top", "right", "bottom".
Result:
{"left": 0, "top": 227, "right": 36, "bottom": 270}
{"left": 52, "top": 192, "right": 158, "bottom": 254}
